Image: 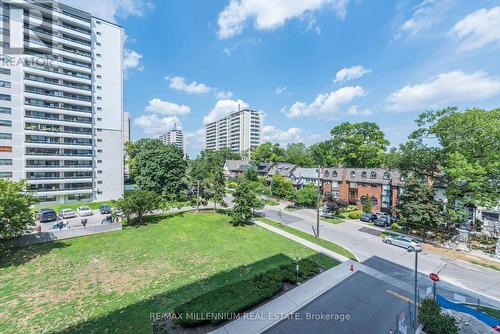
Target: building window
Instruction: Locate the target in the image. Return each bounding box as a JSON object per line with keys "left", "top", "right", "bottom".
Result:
{"left": 384, "top": 172, "right": 390, "bottom": 180}
{"left": 0, "top": 146, "right": 12, "bottom": 152}
{"left": 0, "top": 159, "right": 12, "bottom": 165}
{"left": 332, "top": 171, "right": 337, "bottom": 178}
{"left": 96, "top": 64, "right": 102, "bottom": 68}
{"left": 97, "top": 96, "right": 102, "bottom": 100}
{"left": 97, "top": 170, "right": 102, "bottom": 174}
{"left": 96, "top": 31, "right": 101, "bottom": 35}
{"left": 0, "top": 171, "right": 12, "bottom": 178}
{"left": 0, "top": 133, "right": 11, "bottom": 139}
{"left": 97, "top": 149, "right": 102, "bottom": 153}
{"left": 0, "top": 107, "right": 11, "bottom": 114}
{"left": 324, "top": 170, "right": 329, "bottom": 178}
{"left": 0, "top": 68, "right": 11, "bottom": 75}
{"left": 0, "top": 93, "right": 11, "bottom": 101}
{"left": 0, "top": 80, "right": 10, "bottom": 88}
{"left": 97, "top": 75, "right": 102, "bottom": 79}
{"left": 371, "top": 196, "right": 378, "bottom": 206}
{"left": 96, "top": 53, "right": 101, "bottom": 57}
{"left": 97, "top": 107, "right": 102, "bottom": 111}
{"left": 369, "top": 172, "right": 376, "bottom": 179}
{"left": 97, "top": 139, "right": 102, "bottom": 142}
{"left": 0, "top": 120, "right": 12, "bottom": 127}
{"left": 361, "top": 171, "right": 367, "bottom": 178}
{"left": 97, "top": 181, "right": 102, "bottom": 184}
{"left": 350, "top": 171, "right": 356, "bottom": 178}
{"left": 97, "top": 160, "right": 102, "bottom": 163}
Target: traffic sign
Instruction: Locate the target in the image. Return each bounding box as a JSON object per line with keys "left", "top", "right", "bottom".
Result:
{"left": 429, "top": 273, "right": 440, "bottom": 282}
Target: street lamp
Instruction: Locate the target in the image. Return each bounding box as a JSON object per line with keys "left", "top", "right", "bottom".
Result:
{"left": 408, "top": 247, "right": 422, "bottom": 327}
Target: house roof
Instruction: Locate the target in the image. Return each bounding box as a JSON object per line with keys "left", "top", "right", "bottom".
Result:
{"left": 292, "top": 167, "right": 319, "bottom": 179}
{"left": 322, "top": 168, "right": 344, "bottom": 181}
{"left": 344, "top": 168, "right": 402, "bottom": 185}
{"left": 224, "top": 160, "right": 250, "bottom": 172}
{"left": 256, "top": 162, "right": 274, "bottom": 173}
{"left": 270, "top": 163, "right": 297, "bottom": 176}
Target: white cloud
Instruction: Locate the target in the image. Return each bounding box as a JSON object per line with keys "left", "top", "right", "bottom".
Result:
{"left": 275, "top": 86, "right": 287, "bottom": 95}
{"left": 449, "top": 6, "right": 500, "bottom": 52}
{"left": 395, "top": 0, "right": 453, "bottom": 39}
{"left": 334, "top": 65, "right": 371, "bottom": 83}
{"left": 217, "top": 0, "right": 349, "bottom": 39}
{"left": 203, "top": 99, "right": 249, "bottom": 124}
{"left": 215, "top": 90, "right": 234, "bottom": 99}
{"left": 145, "top": 98, "right": 191, "bottom": 116}
{"left": 263, "top": 125, "right": 304, "bottom": 144}
{"left": 387, "top": 70, "right": 500, "bottom": 112}
{"left": 123, "top": 49, "right": 143, "bottom": 77}
{"left": 346, "top": 105, "right": 372, "bottom": 115}
{"left": 134, "top": 115, "right": 180, "bottom": 136}
{"left": 60, "top": 0, "right": 152, "bottom": 22}
{"left": 166, "top": 76, "right": 212, "bottom": 94}
{"left": 283, "top": 86, "right": 366, "bottom": 118}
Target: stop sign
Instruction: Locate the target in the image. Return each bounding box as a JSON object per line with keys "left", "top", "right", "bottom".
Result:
{"left": 430, "top": 273, "right": 440, "bottom": 282}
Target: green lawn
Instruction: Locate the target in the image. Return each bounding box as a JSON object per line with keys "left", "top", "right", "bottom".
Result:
{"left": 320, "top": 216, "right": 344, "bottom": 224}
{"left": 0, "top": 212, "right": 337, "bottom": 334}
{"left": 258, "top": 217, "right": 358, "bottom": 261}
{"left": 264, "top": 198, "right": 280, "bottom": 206}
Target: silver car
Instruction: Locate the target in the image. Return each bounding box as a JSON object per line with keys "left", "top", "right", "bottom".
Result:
{"left": 383, "top": 235, "right": 422, "bottom": 251}
{"left": 59, "top": 209, "right": 77, "bottom": 219}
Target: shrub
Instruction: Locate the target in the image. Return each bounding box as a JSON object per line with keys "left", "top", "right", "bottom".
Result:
{"left": 173, "top": 258, "right": 321, "bottom": 327}
{"left": 347, "top": 211, "right": 362, "bottom": 219}
{"left": 419, "top": 298, "right": 458, "bottom": 334}
{"left": 341, "top": 205, "right": 358, "bottom": 213}
{"left": 227, "top": 181, "right": 238, "bottom": 189}
{"left": 391, "top": 223, "right": 401, "bottom": 230}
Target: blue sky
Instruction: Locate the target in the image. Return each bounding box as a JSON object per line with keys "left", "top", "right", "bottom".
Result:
{"left": 61, "top": 0, "right": 500, "bottom": 156}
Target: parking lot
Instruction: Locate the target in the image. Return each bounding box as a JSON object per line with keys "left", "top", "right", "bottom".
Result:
{"left": 37, "top": 208, "right": 117, "bottom": 233}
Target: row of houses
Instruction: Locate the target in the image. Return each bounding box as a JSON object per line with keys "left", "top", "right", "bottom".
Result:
{"left": 223, "top": 161, "right": 405, "bottom": 214}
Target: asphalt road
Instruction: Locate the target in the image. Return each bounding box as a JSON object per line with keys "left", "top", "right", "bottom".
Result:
{"left": 262, "top": 205, "right": 500, "bottom": 308}
{"left": 265, "top": 271, "right": 411, "bottom": 334}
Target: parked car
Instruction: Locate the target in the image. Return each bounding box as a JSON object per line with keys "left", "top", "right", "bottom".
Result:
{"left": 37, "top": 208, "right": 58, "bottom": 223}
{"left": 99, "top": 205, "right": 112, "bottom": 214}
{"left": 77, "top": 206, "right": 93, "bottom": 217}
{"left": 320, "top": 211, "right": 334, "bottom": 218}
{"left": 374, "top": 216, "right": 391, "bottom": 227}
{"left": 383, "top": 235, "right": 422, "bottom": 251}
{"left": 253, "top": 210, "right": 265, "bottom": 217}
{"left": 59, "top": 209, "right": 76, "bottom": 219}
{"left": 360, "top": 213, "right": 377, "bottom": 222}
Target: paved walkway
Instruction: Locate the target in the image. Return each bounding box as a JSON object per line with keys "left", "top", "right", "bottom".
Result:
{"left": 209, "top": 261, "right": 356, "bottom": 334}
{"left": 254, "top": 221, "right": 351, "bottom": 263}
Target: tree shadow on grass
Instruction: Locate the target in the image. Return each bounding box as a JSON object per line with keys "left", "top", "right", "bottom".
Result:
{"left": 0, "top": 240, "right": 68, "bottom": 268}
{"left": 53, "top": 253, "right": 334, "bottom": 334}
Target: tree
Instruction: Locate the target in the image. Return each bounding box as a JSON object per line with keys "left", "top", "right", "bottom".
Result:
{"left": 411, "top": 107, "right": 500, "bottom": 208}
{"left": 211, "top": 167, "right": 227, "bottom": 211}
{"left": 386, "top": 140, "right": 442, "bottom": 178}
{"left": 251, "top": 142, "right": 286, "bottom": 163}
{"left": 284, "top": 143, "right": 314, "bottom": 167}
{"left": 129, "top": 139, "right": 187, "bottom": 197}
{"left": 271, "top": 174, "right": 295, "bottom": 199}
{"left": 294, "top": 184, "right": 318, "bottom": 208}
{"left": 231, "top": 181, "right": 264, "bottom": 226}
{"left": 323, "top": 194, "right": 348, "bottom": 214}
{"left": 309, "top": 141, "right": 339, "bottom": 167}
{"left": 396, "top": 177, "right": 445, "bottom": 239}
{"left": 0, "top": 179, "right": 38, "bottom": 240}
{"left": 114, "top": 190, "right": 160, "bottom": 225}
{"left": 244, "top": 165, "right": 258, "bottom": 182}
{"left": 330, "top": 122, "right": 389, "bottom": 167}
{"left": 362, "top": 194, "right": 372, "bottom": 213}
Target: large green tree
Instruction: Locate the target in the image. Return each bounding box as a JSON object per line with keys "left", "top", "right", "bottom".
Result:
{"left": 412, "top": 107, "right": 500, "bottom": 208}
{"left": 271, "top": 174, "right": 295, "bottom": 199}
{"left": 309, "top": 141, "right": 339, "bottom": 167}
{"left": 128, "top": 139, "right": 187, "bottom": 197}
{"left": 251, "top": 142, "right": 286, "bottom": 163}
{"left": 231, "top": 181, "right": 264, "bottom": 226}
{"left": 114, "top": 190, "right": 160, "bottom": 225}
{"left": 0, "top": 179, "right": 38, "bottom": 240}
{"left": 329, "top": 122, "right": 389, "bottom": 167}
{"left": 396, "top": 177, "right": 446, "bottom": 239}
{"left": 284, "top": 143, "right": 314, "bottom": 167}
{"left": 294, "top": 184, "right": 318, "bottom": 208}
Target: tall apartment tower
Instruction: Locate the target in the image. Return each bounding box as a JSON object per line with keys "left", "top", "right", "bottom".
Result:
{"left": 0, "top": 0, "right": 124, "bottom": 204}
{"left": 123, "top": 112, "right": 130, "bottom": 144}
{"left": 205, "top": 109, "right": 263, "bottom": 154}
{"left": 159, "top": 125, "right": 185, "bottom": 156}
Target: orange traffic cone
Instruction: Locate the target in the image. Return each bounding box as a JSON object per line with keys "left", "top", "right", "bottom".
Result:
{"left": 350, "top": 263, "right": 354, "bottom": 272}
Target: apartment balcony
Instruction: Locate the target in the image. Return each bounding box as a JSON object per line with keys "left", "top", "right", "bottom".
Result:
{"left": 24, "top": 76, "right": 92, "bottom": 95}
{"left": 27, "top": 176, "right": 93, "bottom": 184}
{"left": 24, "top": 100, "right": 92, "bottom": 115}
{"left": 26, "top": 15, "right": 91, "bottom": 41}
{"left": 24, "top": 117, "right": 92, "bottom": 129}
{"left": 24, "top": 65, "right": 92, "bottom": 84}
{"left": 30, "top": 188, "right": 93, "bottom": 196}
{"left": 24, "top": 91, "right": 92, "bottom": 107}
{"left": 25, "top": 141, "right": 93, "bottom": 149}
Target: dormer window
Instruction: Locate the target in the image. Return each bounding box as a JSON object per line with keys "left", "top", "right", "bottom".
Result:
{"left": 384, "top": 172, "right": 390, "bottom": 180}
{"left": 371, "top": 172, "right": 377, "bottom": 179}
{"left": 361, "top": 172, "right": 367, "bottom": 178}
{"left": 350, "top": 171, "right": 356, "bottom": 178}
{"left": 324, "top": 171, "right": 329, "bottom": 178}
{"left": 332, "top": 171, "right": 337, "bottom": 178}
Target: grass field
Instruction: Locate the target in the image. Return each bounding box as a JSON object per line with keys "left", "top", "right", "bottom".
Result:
{"left": 258, "top": 217, "right": 358, "bottom": 261}
{"left": 0, "top": 212, "right": 337, "bottom": 334}
{"left": 264, "top": 198, "right": 280, "bottom": 206}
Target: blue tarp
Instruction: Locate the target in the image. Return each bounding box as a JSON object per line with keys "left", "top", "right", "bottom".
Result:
{"left": 436, "top": 294, "right": 500, "bottom": 328}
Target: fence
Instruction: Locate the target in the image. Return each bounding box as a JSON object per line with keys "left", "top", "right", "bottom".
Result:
{"left": 436, "top": 294, "right": 500, "bottom": 328}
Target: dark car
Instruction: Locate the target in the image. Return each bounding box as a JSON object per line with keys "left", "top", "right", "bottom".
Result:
{"left": 100, "top": 205, "right": 112, "bottom": 214}
{"left": 374, "top": 216, "right": 391, "bottom": 227}
{"left": 360, "top": 213, "right": 377, "bottom": 222}
{"left": 37, "top": 208, "right": 58, "bottom": 223}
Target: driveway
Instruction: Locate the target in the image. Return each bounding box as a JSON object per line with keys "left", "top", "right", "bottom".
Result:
{"left": 262, "top": 206, "right": 500, "bottom": 308}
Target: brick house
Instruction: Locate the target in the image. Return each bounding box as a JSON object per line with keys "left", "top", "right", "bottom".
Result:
{"left": 322, "top": 167, "right": 405, "bottom": 214}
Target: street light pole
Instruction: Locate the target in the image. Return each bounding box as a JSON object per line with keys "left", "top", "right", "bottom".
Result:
{"left": 409, "top": 247, "right": 422, "bottom": 327}
{"left": 316, "top": 166, "right": 321, "bottom": 239}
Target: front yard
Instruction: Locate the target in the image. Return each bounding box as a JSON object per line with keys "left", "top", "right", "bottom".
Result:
{"left": 0, "top": 212, "right": 337, "bottom": 334}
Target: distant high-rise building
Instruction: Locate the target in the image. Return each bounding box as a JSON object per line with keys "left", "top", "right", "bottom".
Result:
{"left": 0, "top": 0, "right": 124, "bottom": 204}
{"left": 123, "top": 112, "right": 130, "bottom": 144}
{"left": 205, "top": 109, "right": 263, "bottom": 154}
{"left": 159, "top": 125, "right": 185, "bottom": 156}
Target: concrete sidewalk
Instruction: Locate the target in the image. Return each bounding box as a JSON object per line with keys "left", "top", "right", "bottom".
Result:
{"left": 254, "top": 220, "right": 353, "bottom": 262}
{"left": 209, "top": 261, "right": 357, "bottom": 334}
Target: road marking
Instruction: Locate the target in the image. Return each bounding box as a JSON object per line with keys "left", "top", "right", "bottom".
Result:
{"left": 386, "top": 290, "right": 420, "bottom": 306}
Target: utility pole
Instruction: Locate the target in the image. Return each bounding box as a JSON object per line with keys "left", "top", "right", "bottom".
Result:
{"left": 316, "top": 165, "right": 321, "bottom": 239}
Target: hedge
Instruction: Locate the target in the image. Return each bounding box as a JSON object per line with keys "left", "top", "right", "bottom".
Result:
{"left": 173, "top": 258, "right": 320, "bottom": 327}
{"left": 419, "top": 298, "right": 458, "bottom": 334}
{"left": 347, "top": 211, "right": 362, "bottom": 219}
